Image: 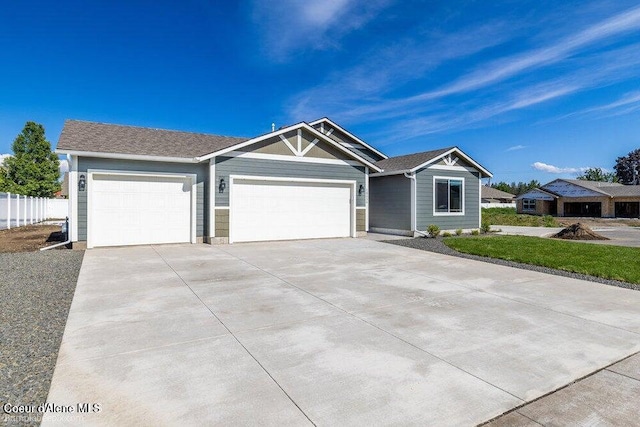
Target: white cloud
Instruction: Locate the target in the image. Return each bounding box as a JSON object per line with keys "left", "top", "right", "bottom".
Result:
{"left": 506, "top": 145, "right": 526, "bottom": 151}
{"left": 405, "top": 4, "right": 640, "bottom": 104}
{"left": 532, "top": 162, "right": 588, "bottom": 174}
{"left": 252, "top": 0, "right": 392, "bottom": 61}
{"left": 58, "top": 158, "right": 69, "bottom": 175}
{"left": 288, "top": 5, "right": 640, "bottom": 142}
{"left": 0, "top": 153, "right": 11, "bottom": 166}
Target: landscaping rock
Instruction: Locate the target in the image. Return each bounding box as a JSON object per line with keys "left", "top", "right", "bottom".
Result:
{"left": 552, "top": 223, "right": 609, "bottom": 240}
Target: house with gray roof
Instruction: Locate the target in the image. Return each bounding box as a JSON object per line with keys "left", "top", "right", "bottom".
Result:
{"left": 481, "top": 186, "right": 516, "bottom": 204}
{"left": 517, "top": 178, "right": 640, "bottom": 218}
{"left": 56, "top": 118, "right": 490, "bottom": 248}
{"left": 369, "top": 147, "right": 492, "bottom": 235}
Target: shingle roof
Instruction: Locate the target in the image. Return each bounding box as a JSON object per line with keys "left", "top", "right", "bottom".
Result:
{"left": 481, "top": 186, "right": 515, "bottom": 200}
{"left": 374, "top": 147, "right": 453, "bottom": 172}
{"left": 57, "top": 120, "right": 248, "bottom": 159}
{"left": 598, "top": 185, "right": 640, "bottom": 197}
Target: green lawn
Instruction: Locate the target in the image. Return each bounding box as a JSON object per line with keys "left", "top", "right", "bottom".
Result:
{"left": 482, "top": 207, "right": 558, "bottom": 227}
{"left": 443, "top": 235, "right": 640, "bottom": 284}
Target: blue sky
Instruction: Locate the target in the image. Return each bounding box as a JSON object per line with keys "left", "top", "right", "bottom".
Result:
{"left": 1, "top": 0, "right": 639, "bottom": 183}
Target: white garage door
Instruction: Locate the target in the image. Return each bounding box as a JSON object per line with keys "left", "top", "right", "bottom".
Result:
{"left": 230, "top": 178, "right": 353, "bottom": 243}
{"left": 89, "top": 173, "right": 193, "bottom": 248}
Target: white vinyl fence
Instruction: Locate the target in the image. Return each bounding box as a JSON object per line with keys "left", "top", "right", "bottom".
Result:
{"left": 0, "top": 192, "right": 69, "bottom": 230}
{"left": 481, "top": 202, "right": 517, "bottom": 209}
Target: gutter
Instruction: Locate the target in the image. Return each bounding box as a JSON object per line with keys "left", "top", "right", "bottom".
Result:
{"left": 40, "top": 218, "right": 71, "bottom": 251}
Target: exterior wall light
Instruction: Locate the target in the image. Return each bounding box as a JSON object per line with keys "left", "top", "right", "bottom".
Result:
{"left": 218, "top": 178, "right": 226, "bottom": 194}
{"left": 358, "top": 184, "right": 365, "bottom": 196}
{"left": 78, "top": 174, "right": 86, "bottom": 192}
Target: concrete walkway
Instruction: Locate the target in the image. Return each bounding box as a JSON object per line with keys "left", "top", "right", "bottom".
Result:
{"left": 487, "top": 352, "right": 640, "bottom": 426}
{"left": 44, "top": 239, "right": 640, "bottom": 425}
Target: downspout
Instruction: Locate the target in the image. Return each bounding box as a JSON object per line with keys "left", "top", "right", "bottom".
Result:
{"left": 40, "top": 217, "right": 71, "bottom": 251}
{"left": 403, "top": 172, "right": 428, "bottom": 237}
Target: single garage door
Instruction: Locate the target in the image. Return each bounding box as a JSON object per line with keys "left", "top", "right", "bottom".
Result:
{"left": 89, "top": 173, "right": 194, "bottom": 248}
{"left": 230, "top": 177, "right": 354, "bottom": 243}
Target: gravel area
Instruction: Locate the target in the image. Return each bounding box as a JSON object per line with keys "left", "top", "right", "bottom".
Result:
{"left": 385, "top": 237, "right": 640, "bottom": 291}
{"left": 0, "top": 250, "right": 84, "bottom": 426}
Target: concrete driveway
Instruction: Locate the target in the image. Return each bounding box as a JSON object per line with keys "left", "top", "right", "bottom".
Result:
{"left": 44, "top": 239, "right": 640, "bottom": 426}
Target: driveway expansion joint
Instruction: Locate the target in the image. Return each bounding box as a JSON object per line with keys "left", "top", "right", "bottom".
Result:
{"left": 151, "top": 246, "right": 317, "bottom": 427}
{"left": 217, "top": 245, "right": 526, "bottom": 404}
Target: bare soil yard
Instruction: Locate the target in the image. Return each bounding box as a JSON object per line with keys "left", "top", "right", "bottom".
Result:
{"left": 0, "top": 225, "right": 66, "bottom": 253}
{"left": 557, "top": 217, "right": 640, "bottom": 228}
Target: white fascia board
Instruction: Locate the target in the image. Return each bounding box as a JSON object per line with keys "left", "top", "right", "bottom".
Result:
{"left": 370, "top": 169, "right": 412, "bottom": 178}
{"left": 308, "top": 118, "right": 388, "bottom": 159}
{"left": 56, "top": 150, "right": 199, "bottom": 163}
{"left": 409, "top": 147, "right": 493, "bottom": 178}
{"left": 200, "top": 122, "right": 383, "bottom": 172}
{"left": 224, "top": 151, "right": 365, "bottom": 167}
{"left": 299, "top": 124, "right": 382, "bottom": 171}
{"left": 197, "top": 122, "right": 305, "bottom": 161}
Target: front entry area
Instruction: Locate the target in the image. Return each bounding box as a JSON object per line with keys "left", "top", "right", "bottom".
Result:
{"left": 229, "top": 176, "right": 355, "bottom": 243}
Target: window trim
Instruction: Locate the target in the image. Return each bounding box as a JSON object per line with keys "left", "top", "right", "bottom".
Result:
{"left": 522, "top": 199, "right": 536, "bottom": 211}
{"left": 433, "top": 176, "right": 465, "bottom": 216}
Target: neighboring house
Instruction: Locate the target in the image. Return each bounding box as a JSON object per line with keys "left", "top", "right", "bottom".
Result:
{"left": 481, "top": 186, "right": 515, "bottom": 203}
{"left": 517, "top": 178, "right": 640, "bottom": 218}
{"left": 481, "top": 186, "right": 516, "bottom": 208}
{"left": 57, "top": 119, "right": 490, "bottom": 248}
{"left": 369, "top": 147, "right": 492, "bottom": 236}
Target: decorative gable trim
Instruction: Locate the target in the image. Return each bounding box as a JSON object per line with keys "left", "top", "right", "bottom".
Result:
{"left": 411, "top": 147, "right": 492, "bottom": 177}
{"left": 198, "top": 122, "right": 382, "bottom": 171}
{"left": 309, "top": 117, "right": 388, "bottom": 159}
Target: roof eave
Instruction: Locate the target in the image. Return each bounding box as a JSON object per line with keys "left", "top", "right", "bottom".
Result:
{"left": 197, "top": 122, "right": 383, "bottom": 172}
{"left": 407, "top": 147, "right": 493, "bottom": 177}
{"left": 56, "top": 149, "right": 199, "bottom": 163}
{"left": 308, "top": 117, "right": 389, "bottom": 160}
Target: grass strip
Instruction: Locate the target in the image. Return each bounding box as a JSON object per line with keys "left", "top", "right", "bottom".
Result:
{"left": 482, "top": 207, "right": 558, "bottom": 227}
{"left": 444, "top": 235, "right": 640, "bottom": 284}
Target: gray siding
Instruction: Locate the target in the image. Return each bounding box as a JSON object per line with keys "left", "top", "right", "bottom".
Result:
{"left": 214, "top": 157, "right": 366, "bottom": 207}
{"left": 369, "top": 175, "right": 411, "bottom": 230}
{"left": 77, "top": 158, "right": 209, "bottom": 241}
{"left": 416, "top": 167, "right": 480, "bottom": 231}
{"left": 350, "top": 147, "right": 384, "bottom": 163}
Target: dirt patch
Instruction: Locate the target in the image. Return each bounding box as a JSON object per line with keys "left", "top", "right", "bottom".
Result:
{"left": 552, "top": 223, "right": 609, "bottom": 240}
{"left": 0, "top": 225, "right": 66, "bottom": 253}
{"left": 557, "top": 217, "right": 640, "bottom": 228}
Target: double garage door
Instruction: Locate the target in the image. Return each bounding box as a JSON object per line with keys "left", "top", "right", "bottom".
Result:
{"left": 230, "top": 177, "right": 355, "bottom": 243}
{"left": 87, "top": 173, "right": 354, "bottom": 247}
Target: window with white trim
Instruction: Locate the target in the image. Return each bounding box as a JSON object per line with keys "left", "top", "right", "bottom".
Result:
{"left": 523, "top": 199, "right": 536, "bottom": 211}
{"left": 434, "top": 177, "right": 464, "bottom": 214}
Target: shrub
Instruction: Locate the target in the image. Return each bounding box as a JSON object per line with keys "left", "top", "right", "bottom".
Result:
{"left": 471, "top": 229, "right": 480, "bottom": 236}
{"left": 426, "top": 224, "right": 440, "bottom": 238}
{"left": 542, "top": 215, "right": 557, "bottom": 227}
{"left": 480, "top": 219, "right": 492, "bottom": 234}
{"left": 442, "top": 231, "right": 452, "bottom": 237}
{"left": 455, "top": 228, "right": 463, "bottom": 236}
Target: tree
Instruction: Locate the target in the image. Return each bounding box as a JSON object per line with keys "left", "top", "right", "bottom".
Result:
{"left": 491, "top": 180, "right": 540, "bottom": 195}
{"left": 614, "top": 149, "right": 640, "bottom": 185}
{"left": 0, "top": 122, "right": 60, "bottom": 197}
{"left": 576, "top": 167, "right": 618, "bottom": 182}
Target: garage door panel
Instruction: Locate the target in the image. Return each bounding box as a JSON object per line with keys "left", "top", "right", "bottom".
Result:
{"left": 90, "top": 174, "right": 192, "bottom": 247}
{"left": 231, "top": 179, "right": 352, "bottom": 243}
